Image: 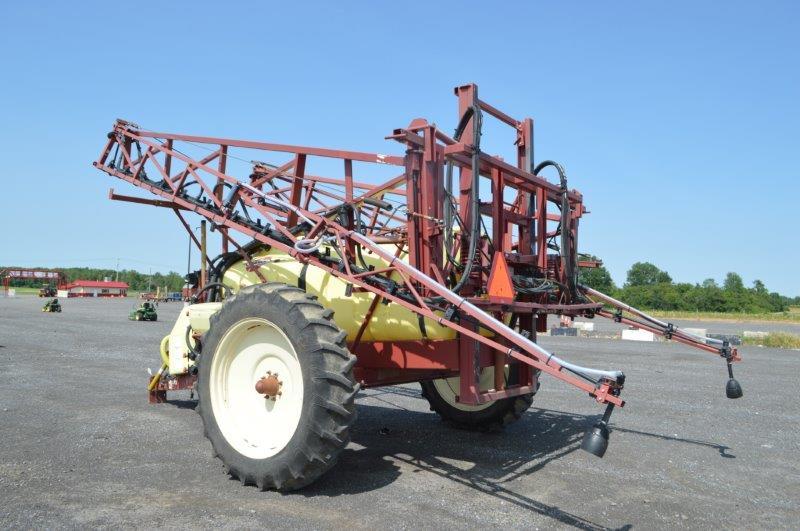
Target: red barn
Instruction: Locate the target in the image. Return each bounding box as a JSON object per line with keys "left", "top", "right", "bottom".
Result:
{"left": 64, "top": 280, "right": 129, "bottom": 298}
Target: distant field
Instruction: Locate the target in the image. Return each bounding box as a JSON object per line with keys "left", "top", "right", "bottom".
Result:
{"left": 8, "top": 287, "right": 42, "bottom": 296}
{"left": 646, "top": 308, "right": 800, "bottom": 323}
{"left": 742, "top": 332, "right": 800, "bottom": 349}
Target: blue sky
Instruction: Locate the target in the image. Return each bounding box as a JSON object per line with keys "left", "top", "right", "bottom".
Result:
{"left": 1, "top": 1, "right": 797, "bottom": 295}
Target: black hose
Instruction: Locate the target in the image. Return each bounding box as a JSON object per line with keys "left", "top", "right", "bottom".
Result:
{"left": 442, "top": 102, "right": 482, "bottom": 295}
{"left": 191, "top": 282, "right": 233, "bottom": 303}
{"left": 533, "top": 160, "right": 567, "bottom": 189}
{"left": 185, "top": 325, "right": 200, "bottom": 360}
{"left": 206, "top": 238, "right": 273, "bottom": 300}
{"left": 444, "top": 107, "right": 477, "bottom": 268}
{"left": 214, "top": 180, "right": 254, "bottom": 222}
{"left": 533, "top": 160, "right": 577, "bottom": 299}
{"left": 353, "top": 206, "right": 371, "bottom": 270}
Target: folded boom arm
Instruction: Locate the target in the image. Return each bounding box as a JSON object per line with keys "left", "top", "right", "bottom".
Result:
{"left": 93, "top": 84, "right": 743, "bottom": 458}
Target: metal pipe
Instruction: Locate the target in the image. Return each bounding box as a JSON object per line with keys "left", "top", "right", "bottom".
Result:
{"left": 494, "top": 348, "right": 505, "bottom": 391}
{"left": 582, "top": 285, "right": 724, "bottom": 347}
{"left": 351, "top": 232, "right": 624, "bottom": 381}
{"left": 200, "top": 220, "right": 207, "bottom": 290}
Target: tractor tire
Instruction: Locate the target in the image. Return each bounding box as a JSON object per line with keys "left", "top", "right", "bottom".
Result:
{"left": 197, "top": 282, "right": 359, "bottom": 491}
{"left": 420, "top": 367, "right": 535, "bottom": 432}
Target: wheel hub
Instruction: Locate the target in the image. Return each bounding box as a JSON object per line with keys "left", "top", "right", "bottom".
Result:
{"left": 209, "top": 317, "right": 304, "bottom": 459}
{"left": 255, "top": 371, "right": 282, "bottom": 400}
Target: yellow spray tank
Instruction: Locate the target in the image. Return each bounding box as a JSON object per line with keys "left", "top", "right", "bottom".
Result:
{"left": 221, "top": 244, "right": 455, "bottom": 343}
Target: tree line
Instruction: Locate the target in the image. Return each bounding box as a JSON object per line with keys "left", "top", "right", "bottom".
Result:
{"left": 579, "top": 260, "right": 799, "bottom": 313}
{"left": 3, "top": 267, "right": 185, "bottom": 293}
{"left": 5, "top": 262, "right": 797, "bottom": 312}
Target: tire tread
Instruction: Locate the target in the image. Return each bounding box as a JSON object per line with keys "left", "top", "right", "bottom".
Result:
{"left": 197, "top": 283, "right": 358, "bottom": 491}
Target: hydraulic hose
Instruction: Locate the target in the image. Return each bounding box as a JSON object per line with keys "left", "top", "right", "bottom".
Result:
{"left": 295, "top": 236, "right": 334, "bottom": 254}
{"left": 191, "top": 281, "right": 233, "bottom": 303}
{"left": 353, "top": 205, "right": 371, "bottom": 271}
{"left": 444, "top": 107, "right": 477, "bottom": 264}
{"left": 147, "top": 335, "right": 171, "bottom": 392}
{"left": 443, "top": 103, "right": 482, "bottom": 295}
{"left": 533, "top": 160, "right": 578, "bottom": 299}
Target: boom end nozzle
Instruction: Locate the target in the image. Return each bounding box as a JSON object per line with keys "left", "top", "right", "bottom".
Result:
{"left": 726, "top": 378, "right": 743, "bottom": 399}
{"left": 725, "top": 354, "right": 743, "bottom": 399}
{"left": 581, "top": 421, "right": 610, "bottom": 457}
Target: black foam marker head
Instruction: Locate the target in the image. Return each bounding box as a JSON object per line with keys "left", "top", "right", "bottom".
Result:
{"left": 726, "top": 378, "right": 743, "bottom": 399}
{"left": 581, "top": 422, "right": 610, "bottom": 457}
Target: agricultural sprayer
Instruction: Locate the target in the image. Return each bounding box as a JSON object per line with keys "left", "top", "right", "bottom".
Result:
{"left": 93, "top": 84, "right": 742, "bottom": 490}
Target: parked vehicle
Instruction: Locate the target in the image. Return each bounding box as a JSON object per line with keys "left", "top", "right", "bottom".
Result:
{"left": 38, "top": 285, "right": 57, "bottom": 297}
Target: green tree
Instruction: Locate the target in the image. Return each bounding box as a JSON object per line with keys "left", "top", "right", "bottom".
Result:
{"left": 625, "top": 262, "right": 672, "bottom": 287}
{"left": 723, "top": 272, "right": 744, "bottom": 292}
{"left": 753, "top": 279, "right": 767, "bottom": 295}
{"left": 579, "top": 263, "right": 616, "bottom": 293}
{"left": 0, "top": 265, "right": 185, "bottom": 292}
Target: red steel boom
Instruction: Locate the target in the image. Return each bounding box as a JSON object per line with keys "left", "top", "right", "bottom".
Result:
{"left": 93, "top": 84, "right": 742, "bottom": 455}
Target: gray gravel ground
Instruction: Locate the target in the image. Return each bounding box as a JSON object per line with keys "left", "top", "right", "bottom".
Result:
{"left": 1, "top": 296, "right": 798, "bottom": 529}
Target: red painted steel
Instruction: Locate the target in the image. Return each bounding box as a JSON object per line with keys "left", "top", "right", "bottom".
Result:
{"left": 1, "top": 268, "right": 65, "bottom": 295}
{"left": 93, "top": 84, "right": 739, "bottom": 413}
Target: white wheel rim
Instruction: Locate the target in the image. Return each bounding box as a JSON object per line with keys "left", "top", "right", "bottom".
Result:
{"left": 210, "top": 317, "right": 304, "bottom": 459}
{"left": 431, "top": 367, "right": 505, "bottom": 412}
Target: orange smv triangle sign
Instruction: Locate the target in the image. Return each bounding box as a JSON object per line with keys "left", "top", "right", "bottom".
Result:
{"left": 487, "top": 251, "right": 515, "bottom": 303}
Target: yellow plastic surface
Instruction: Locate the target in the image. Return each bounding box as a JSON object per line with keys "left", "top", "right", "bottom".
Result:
{"left": 222, "top": 245, "right": 455, "bottom": 342}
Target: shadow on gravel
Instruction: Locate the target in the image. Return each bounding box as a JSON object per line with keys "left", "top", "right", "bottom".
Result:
{"left": 167, "top": 399, "right": 199, "bottom": 410}
{"left": 299, "top": 388, "right": 733, "bottom": 530}
{"left": 156, "top": 387, "right": 728, "bottom": 529}
{"left": 300, "top": 389, "right": 625, "bottom": 530}
{"left": 532, "top": 407, "right": 734, "bottom": 458}
{"left": 608, "top": 422, "right": 735, "bottom": 459}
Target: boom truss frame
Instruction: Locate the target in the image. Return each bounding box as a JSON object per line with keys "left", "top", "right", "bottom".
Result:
{"left": 93, "top": 84, "right": 739, "bottom": 411}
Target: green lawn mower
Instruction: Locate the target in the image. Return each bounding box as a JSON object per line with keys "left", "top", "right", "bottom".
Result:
{"left": 129, "top": 301, "right": 158, "bottom": 321}
{"left": 42, "top": 298, "right": 62, "bottom": 313}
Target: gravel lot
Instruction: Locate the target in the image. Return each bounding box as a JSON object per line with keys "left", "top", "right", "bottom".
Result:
{"left": 1, "top": 296, "right": 798, "bottom": 529}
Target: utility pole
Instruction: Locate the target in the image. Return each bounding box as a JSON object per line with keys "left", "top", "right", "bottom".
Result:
{"left": 115, "top": 258, "right": 120, "bottom": 282}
